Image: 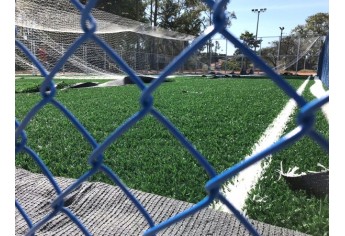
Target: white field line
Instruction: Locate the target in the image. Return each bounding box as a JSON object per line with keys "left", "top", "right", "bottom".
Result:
{"left": 213, "top": 78, "right": 310, "bottom": 214}
{"left": 310, "top": 77, "right": 329, "bottom": 122}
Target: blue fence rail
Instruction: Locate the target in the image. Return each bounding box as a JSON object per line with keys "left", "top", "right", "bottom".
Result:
{"left": 15, "top": 0, "right": 329, "bottom": 235}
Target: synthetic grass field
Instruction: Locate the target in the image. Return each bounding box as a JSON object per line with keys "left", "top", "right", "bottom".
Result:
{"left": 15, "top": 75, "right": 328, "bottom": 235}
{"left": 244, "top": 79, "right": 329, "bottom": 235}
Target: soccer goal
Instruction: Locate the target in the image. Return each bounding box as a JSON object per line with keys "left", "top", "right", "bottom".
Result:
{"left": 15, "top": 0, "right": 209, "bottom": 78}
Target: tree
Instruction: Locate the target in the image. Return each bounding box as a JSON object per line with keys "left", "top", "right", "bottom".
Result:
{"left": 305, "top": 13, "right": 329, "bottom": 36}
{"left": 248, "top": 12, "right": 329, "bottom": 73}
{"left": 289, "top": 13, "right": 328, "bottom": 71}
{"left": 158, "top": 0, "right": 205, "bottom": 35}
{"left": 158, "top": 0, "right": 224, "bottom": 36}
{"left": 153, "top": 0, "right": 159, "bottom": 26}
{"left": 239, "top": 31, "right": 257, "bottom": 49}
{"left": 201, "top": 2, "right": 236, "bottom": 70}
{"left": 292, "top": 12, "right": 329, "bottom": 37}
{"left": 260, "top": 47, "right": 277, "bottom": 67}
{"left": 233, "top": 31, "right": 257, "bottom": 72}
{"left": 221, "top": 58, "right": 241, "bottom": 71}
{"left": 79, "top": 0, "right": 148, "bottom": 22}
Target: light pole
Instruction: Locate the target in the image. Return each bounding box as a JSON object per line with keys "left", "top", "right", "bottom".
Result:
{"left": 252, "top": 8, "right": 267, "bottom": 53}
{"left": 277, "top": 26, "right": 284, "bottom": 62}
{"left": 225, "top": 40, "right": 228, "bottom": 74}
{"left": 304, "top": 55, "right": 309, "bottom": 70}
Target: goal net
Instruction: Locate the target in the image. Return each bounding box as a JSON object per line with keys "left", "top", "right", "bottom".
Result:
{"left": 15, "top": 0, "right": 201, "bottom": 78}
{"left": 273, "top": 35, "right": 323, "bottom": 73}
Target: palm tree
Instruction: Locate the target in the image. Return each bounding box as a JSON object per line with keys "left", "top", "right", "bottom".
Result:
{"left": 237, "top": 31, "right": 256, "bottom": 73}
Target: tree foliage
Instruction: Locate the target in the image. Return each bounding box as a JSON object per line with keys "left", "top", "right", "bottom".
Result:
{"left": 228, "top": 31, "right": 258, "bottom": 71}
{"left": 79, "top": 0, "right": 237, "bottom": 37}
{"left": 233, "top": 31, "right": 259, "bottom": 55}
{"left": 292, "top": 12, "right": 329, "bottom": 37}
{"left": 236, "top": 12, "right": 329, "bottom": 71}
{"left": 158, "top": 0, "right": 205, "bottom": 35}
{"left": 239, "top": 31, "right": 257, "bottom": 49}
{"left": 79, "top": 0, "right": 148, "bottom": 22}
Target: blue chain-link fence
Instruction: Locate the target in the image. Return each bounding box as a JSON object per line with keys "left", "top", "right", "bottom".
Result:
{"left": 15, "top": 0, "right": 329, "bottom": 235}
{"left": 317, "top": 34, "right": 329, "bottom": 88}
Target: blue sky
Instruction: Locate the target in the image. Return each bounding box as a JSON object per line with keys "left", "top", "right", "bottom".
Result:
{"left": 215, "top": 0, "right": 329, "bottom": 55}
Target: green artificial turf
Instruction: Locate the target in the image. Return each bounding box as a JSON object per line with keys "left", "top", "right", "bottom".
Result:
{"left": 15, "top": 75, "right": 327, "bottom": 235}
{"left": 244, "top": 78, "right": 329, "bottom": 236}
{"left": 16, "top": 76, "right": 305, "bottom": 201}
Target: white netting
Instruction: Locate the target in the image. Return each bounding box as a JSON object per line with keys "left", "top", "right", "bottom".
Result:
{"left": 15, "top": 0, "right": 200, "bottom": 77}
{"left": 273, "top": 35, "right": 322, "bottom": 72}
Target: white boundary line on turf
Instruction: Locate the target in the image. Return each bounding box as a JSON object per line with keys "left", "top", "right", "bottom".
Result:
{"left": 310, "top": 77, "right": 329, "bottom": 122}
{"left": 213, "top": 78, "right": 310, "bottom": 215}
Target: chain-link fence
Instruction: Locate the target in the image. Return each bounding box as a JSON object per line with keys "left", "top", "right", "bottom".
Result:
{"left": 202, "top": 35, "right": 325, "bottom": 75}
{"left": 15, "top": 0, "right": 329, "bottom": 235}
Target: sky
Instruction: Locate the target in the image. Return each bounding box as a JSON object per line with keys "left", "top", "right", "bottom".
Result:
{"left": 213, "top": 0, "right": 329, "bottom": 55}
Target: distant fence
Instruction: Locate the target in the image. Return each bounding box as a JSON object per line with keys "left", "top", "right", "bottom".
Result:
{"left": 15, "top": 0, "right": 329, "bottom": 235}
{"left": 203, "top": 35, "right": 325, "bottom": 74}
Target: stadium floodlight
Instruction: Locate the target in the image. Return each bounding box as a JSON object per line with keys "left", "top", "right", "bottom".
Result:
{"left": 277, "top": 26, "right": 285, "bottom": 61}
{"left": 251, "top": 8, "right": 267, "bottom": 52}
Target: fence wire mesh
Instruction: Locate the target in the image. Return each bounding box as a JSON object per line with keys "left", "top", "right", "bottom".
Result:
{"left": 15, "top": 0, "right": 329, "bottom": 235}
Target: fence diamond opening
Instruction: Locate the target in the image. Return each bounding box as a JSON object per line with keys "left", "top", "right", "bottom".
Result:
{"left": 15, "top": 0, "right": 329, "bottom": 235}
